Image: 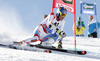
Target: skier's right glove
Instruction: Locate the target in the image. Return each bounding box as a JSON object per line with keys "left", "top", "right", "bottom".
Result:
{"left": 56, "top": 28, "right": 66, "bottom": 38}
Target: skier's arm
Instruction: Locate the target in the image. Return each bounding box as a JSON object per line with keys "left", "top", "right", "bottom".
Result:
{"left": 47, "top": 20, "right": 66, "bottom": 37}
{"left": 46, "top": 13, "right": 66, "bottom": 37}
{"left": 56, "top": 28, "right": 66, "bottom": 38}
{"left": 60, "top": 20, "right": 65, "bottom": 31}
{"left": 40, "top": 13, "right": 55, "bottom": 34}
{"left": 47, "top": 13, "right": 55, "bottom": 24}
{"left": 43, "top": 13, "right": 55, "bottom": 34}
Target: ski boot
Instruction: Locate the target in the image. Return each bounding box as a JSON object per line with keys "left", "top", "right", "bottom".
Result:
{"left": 58, "top": 42, "right": 62, "bottom": 49}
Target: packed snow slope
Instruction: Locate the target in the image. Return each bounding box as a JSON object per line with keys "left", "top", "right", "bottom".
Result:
{"left": 0, "top": 37, "right": 100, "bottom": 61}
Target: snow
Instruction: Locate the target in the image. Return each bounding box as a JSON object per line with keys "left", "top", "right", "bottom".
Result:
{"left": 0, "top": 37, "right": 100, "bottom": 61}
{"left": 0, "top": 1, "right": 100, "bottom": 60}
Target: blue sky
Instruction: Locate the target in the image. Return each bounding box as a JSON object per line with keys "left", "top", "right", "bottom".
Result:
{"left": 0, "top": 0, "right": 100, "bottom": 37}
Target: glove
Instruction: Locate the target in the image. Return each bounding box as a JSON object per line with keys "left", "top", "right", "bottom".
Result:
{"left": 58, "top": 42, "right": 62, "bottom": 49}
{"left": 59, "top": 31, "right": 66, "bottom": 38}
{"left": 45, "top": 27, "right": 52, "bottom": 33}
{"left": 56, "top": 28, "right": 66, "bottom": 38}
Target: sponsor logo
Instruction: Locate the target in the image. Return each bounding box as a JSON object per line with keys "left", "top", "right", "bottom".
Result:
{"left": 83, "top": 3, "right": 94, "bottom": 10}
{"left": 63, "top": 11, "right": 67, "bottom": 14}
{"left": 62, "top": 0, "right": 73, "bottom": 4}
{"left": 83, "top": 11, "right": 94, "bottom": 14}
{"left": 56, "top": 3, "right": 74, "bottom": 13}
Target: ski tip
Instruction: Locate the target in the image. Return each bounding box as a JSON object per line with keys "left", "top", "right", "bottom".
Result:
{"left": 77, "top": 51, "right": 87, "bottom": 55}
{"left": 81, "top": 51, "right": 87, "bottom": 55}
{"left": 44, "top": 50, "right": 52, "bottom": 53}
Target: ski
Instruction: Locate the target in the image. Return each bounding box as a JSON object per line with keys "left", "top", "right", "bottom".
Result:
{"left": 29, "top": 44, "right": 87, "bottom": 55}
{"left": 0, "top": 43, "right": 51, "bottom": 53}
{"left": 0, "top": 43, "right": 87, "bottom": 55}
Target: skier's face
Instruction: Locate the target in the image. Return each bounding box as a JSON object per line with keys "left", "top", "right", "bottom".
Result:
{"left": 59, "top": 15, "right": 65, "bottom": 20}
{"left": 89, "top": 17, "right": 93, "bottom": 20}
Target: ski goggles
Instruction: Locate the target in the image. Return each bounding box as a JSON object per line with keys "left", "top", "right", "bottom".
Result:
{"left": 61, "top": 14, "right": 67, "bottom": 17}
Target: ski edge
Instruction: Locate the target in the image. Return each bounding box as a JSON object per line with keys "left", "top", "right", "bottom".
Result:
{"left": 0, "top": 44, "right": 52, "bottom": 53}
{"left": 29, "top": 44, "right": 87, "bottom": 55}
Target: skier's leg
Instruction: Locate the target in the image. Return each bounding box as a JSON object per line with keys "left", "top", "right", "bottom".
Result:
{"left": 92, "top": 32, "right": 97, "bottom": 38}
{"left": 42, "top": 33, "right": 57, "bottom": 42}
{"left": 25, "top": 30, "right": 41, "bottom": 44}
{"left": 41, "top": 33, "right": 58, "bottom": 46}
{"left": 17, "top": 30, "right": 40, "bottom": 45}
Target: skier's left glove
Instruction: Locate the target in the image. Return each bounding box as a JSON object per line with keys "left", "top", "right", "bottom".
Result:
{"left": 58, "top": 42, "right": 62, "bottom": 49}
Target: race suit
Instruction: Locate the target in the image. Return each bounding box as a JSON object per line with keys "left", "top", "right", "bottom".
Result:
{"left": 23, "top": 13, "right": 65, "bottom": 45}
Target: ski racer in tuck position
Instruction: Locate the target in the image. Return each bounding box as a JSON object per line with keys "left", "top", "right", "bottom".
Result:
{"left": 18, "top": 7, "right": 67, "bottom": 49}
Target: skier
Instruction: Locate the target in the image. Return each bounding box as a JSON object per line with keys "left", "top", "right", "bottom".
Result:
{"left": 73, "top": 17, "right": 85, "bottom": 36}
{"left": 17, "top": 7, "right": 67, "bottom": 49}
